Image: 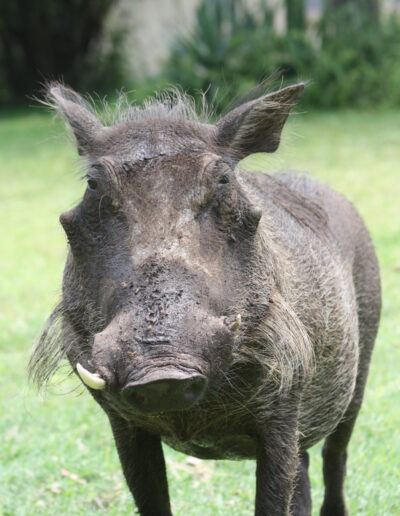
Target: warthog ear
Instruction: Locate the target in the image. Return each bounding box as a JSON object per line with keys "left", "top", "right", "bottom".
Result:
{"left": 46, "top": 83, "right": 103, "bottom": 155}
{"left": 215, "top": 83, "right": 304, "bottom": 161}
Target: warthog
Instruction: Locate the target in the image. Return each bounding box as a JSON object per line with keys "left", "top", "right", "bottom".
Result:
{"left": 30, "top": 82, "right": 381, "bottom": 515}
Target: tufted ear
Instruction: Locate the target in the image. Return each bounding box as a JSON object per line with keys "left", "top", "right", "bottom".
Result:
{"left": 46, "top": 83, "right": 104, "bottom": 155}
{"left": 215, "top": 83, "right": 304, "bottom": 162}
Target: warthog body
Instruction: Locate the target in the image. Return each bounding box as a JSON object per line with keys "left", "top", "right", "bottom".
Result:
{"left": 30, "top": 83, "right": 381, "bottom": 515}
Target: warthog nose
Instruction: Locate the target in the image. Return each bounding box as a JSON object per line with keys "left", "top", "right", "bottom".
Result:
{"left": 122, "top": 375, "right": 208, "bottom": 413}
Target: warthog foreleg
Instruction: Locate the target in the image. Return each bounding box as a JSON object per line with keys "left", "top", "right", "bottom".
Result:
{"left": 255, "top": 410, "right": 299, "bottom": 516}
{"left": 109, "top": 415, "right": 172, "bottom": 516}
{"left": 290, "top": 452, "right": 312, "bottom": 516}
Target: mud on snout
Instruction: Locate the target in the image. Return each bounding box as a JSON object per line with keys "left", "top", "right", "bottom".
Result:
{"left": 76, "top": 310, "right": 241, "bottom": 415}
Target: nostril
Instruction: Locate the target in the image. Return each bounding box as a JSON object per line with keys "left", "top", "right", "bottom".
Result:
{"left": 184, "top": 385, "right": 197, "bottom": 402}
{"left": 182, "top": 376, "right": 208, "bottom": 404}
{"left": 133, "top": 391, "right": 146, "bottom": 404}
{"left": 122, "top": 386, "right": 149, "bottom": 407}
{"left": 183, "top": 380, "right": 205, "bottom": 402}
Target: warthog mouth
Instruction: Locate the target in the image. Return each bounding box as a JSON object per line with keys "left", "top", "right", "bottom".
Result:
{"left": 76, "top": 359, "right": 209, "bottom": 415}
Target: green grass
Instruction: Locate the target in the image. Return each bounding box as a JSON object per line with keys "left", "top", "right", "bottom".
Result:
{"left": 1, "top": 108, "right": 399, "bottom": 515}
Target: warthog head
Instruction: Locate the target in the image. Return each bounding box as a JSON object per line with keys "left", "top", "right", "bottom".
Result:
{"left": 30, "top": 82, "right": 304, "bottom": 416}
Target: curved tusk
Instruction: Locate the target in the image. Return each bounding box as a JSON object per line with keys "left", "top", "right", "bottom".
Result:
{"left": 76, "top": 362, "right": 106, "bottom": 390}
{"left": 228, "top": 314, "right": 241, "bottom": 333}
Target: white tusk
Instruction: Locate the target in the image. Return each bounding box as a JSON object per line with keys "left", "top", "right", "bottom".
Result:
{"left": 229, "top": 314, "right": 241, "bottom": 333}
{"left": 76, "top": 362, "right": 106, "bottom": 390}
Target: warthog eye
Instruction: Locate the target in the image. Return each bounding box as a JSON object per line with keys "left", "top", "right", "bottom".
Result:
{"left": 87, "top": 178, "right": 98, "bottom": 192}
{"left": 218, "top": 175, "right": 230, "bottom": 187}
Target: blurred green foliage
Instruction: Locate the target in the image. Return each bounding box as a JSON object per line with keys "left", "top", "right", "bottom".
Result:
{"left": 164, "top": 0, "right": 400, "bottom": 111}
{"left": 0, "top": 0, "right": 126, "bottom": 104}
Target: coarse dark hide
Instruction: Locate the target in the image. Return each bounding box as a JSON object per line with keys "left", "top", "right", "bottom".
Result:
{"left": 29, "top": 82, "right": 381, "bottom": 516}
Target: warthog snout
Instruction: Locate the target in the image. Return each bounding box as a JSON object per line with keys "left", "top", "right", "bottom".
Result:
{"left": 122, "top": 375, "right": 208, "bottom": 413}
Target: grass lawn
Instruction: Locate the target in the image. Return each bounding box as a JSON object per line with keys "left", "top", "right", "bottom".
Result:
{"left": 0, "top": 107, "right": 399, "bottom": 515}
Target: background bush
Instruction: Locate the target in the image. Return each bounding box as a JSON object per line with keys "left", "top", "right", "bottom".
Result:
{"left": 1, "top": 0, "right": 399, "bottom": 109}
{"left": 0, "top": 0, "right": 125, "bottom": 104}
{"left": 164, "top": 0, "right": 400, "bottom": 112}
